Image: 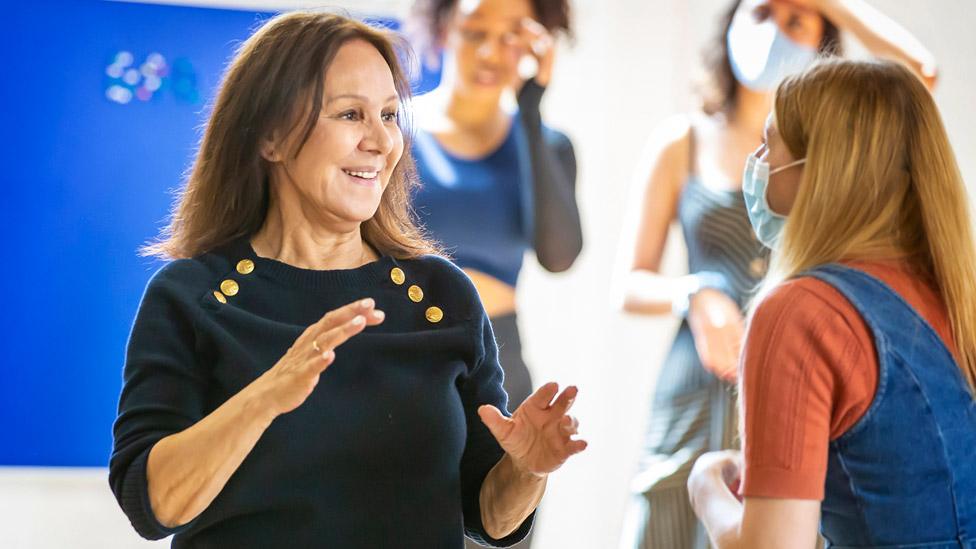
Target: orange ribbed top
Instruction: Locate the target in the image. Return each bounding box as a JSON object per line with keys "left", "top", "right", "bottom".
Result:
{"left": 739, "top": 261, "right": 959, "bottom": 500}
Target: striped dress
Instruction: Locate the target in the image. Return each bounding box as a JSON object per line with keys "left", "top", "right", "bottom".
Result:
{"left": 621, "top": 130, "right": 769, "bottom": 549}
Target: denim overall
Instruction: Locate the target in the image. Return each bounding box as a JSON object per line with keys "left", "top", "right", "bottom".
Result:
{"left": 803, "top": 265, "right": 976, "bottom": 548}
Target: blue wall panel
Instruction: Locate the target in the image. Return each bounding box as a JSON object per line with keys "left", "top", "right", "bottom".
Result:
{"left": 2, "top": 1, "right": 430, "bottom": 466}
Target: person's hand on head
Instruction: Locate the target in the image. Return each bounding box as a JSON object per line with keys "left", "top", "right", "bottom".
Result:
{"left": 517, "top": 17, "right": 556, "bottom": 87}
{"left": 771, "top": 0, "right": 830, "bottom": 14}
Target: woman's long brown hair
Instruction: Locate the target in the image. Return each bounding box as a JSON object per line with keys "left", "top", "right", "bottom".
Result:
{"left": 143, "top": 11, "right": 437, "bottom": 260}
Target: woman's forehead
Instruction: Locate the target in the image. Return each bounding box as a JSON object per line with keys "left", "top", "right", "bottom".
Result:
{"left": 322, "top": 41, "right": 398, "bottom": 99}
{"left": 740, "top": 0, "right": 820, "bottom": 20}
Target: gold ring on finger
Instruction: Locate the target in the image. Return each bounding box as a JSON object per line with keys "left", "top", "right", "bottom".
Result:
{"left": 312, "top": 339, "right": 321, "bottom": 353}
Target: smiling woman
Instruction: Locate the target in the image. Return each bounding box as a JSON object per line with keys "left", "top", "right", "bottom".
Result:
{"left": 141, "top": 12, "right": 425, "bottom": 262}
{"left": 109, "top": 11, "right": 586, "bottom": 548}
{"left": 250, "top": 39, "right": 408, "bottom": 262}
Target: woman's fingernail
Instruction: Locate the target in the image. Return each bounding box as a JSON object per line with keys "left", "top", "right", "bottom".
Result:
{"left": 373, "top": 310, "right": 385, "bottom": 320}
{"left": 360, "top": 298, "right": 374, "bottom": 308}
{"left": 352, "top": 315, "right": 365, "bottom": 326}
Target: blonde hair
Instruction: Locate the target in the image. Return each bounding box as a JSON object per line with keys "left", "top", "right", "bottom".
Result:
{"left": 754, "top": 58, "right": 976, "bottom": 391}
{"left": 143, "top": 11, "right": 438, "bottom": 260}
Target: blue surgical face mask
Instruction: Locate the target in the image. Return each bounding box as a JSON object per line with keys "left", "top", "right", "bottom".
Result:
{"left": 727, "top": 13, "right": 818, "bottom": 91}
{"left": 742, "top": 154, "right": 806, "bottom": 249}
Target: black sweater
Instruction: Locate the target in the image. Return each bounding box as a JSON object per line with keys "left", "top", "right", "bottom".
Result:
{"left": 109, "top": 238, "right": 533, "bottom": 548}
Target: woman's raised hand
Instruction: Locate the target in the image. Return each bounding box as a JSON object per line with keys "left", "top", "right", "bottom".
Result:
{"left": 518, "top": 17, "right": 556, "bottom": 87}
{"left": 254, "top": 298, "right": 384, "bottom": 417}
{"left": 479, "top": 383, "right": 587, "bottom": 477}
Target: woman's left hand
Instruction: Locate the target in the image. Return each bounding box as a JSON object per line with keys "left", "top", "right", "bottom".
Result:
{"left": 517, "top": 18, "right": 556, "bottom": 87}
{"left": 688, "top": 450, "right": 744, "bottom": 514}
{"left": 479, "top": 383, "right": 587, "bottom": 477}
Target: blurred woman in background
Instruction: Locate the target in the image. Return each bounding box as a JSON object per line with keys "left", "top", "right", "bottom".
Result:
{"left": 407, "top": 2, "right": 583, "bottom": 547}
{"left": 619, "top": 1, "right": 936, "bottom": 547}
{"left": 407, "top": 0, "right": 582, "bottom": 415}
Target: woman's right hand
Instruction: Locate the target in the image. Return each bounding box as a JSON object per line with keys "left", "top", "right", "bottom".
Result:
{"left": 688, "top": 289, "right": 745, "bottom": 382}
{"left": 517, "top": 17, "right": 556, "bottom": 87}
{"left": 143, "top": 298, "right": 384, "bottom": 529}
{"left": 253, "top": 298, "right": 385, "bottom": 417}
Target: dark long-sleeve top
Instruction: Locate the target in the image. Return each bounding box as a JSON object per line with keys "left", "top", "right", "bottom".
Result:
{"left": 108, "top": 237, "right": 533, "bottom": 548}
{"left": 411, "top": 79, "right": 583, "bottom": 287}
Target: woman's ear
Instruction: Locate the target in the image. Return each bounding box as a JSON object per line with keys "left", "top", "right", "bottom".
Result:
{"left": 260, "top": 127, "right": 286, "bottom": 162}
{"left": 260, "top": 138, "right": 279, "bottom": 162}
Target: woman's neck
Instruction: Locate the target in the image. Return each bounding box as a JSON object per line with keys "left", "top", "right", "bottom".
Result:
{"left": 445, "top": 89, "right": 504, "bottom": 129}
{"left": 433, "top": 60, "right": 508, "bottom": 130}
{"left": 729, "top": 85, "right": 773, "bottom": 137}
{"left": 251, "top": 196, "right": 376, "bottom": 271}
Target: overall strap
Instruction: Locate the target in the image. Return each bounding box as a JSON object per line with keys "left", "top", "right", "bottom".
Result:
{"left": 801, "top": 263, "right": 957, "bottom": 369}
{"left": 805, "top": 263, "right": 976, "bottom": 543}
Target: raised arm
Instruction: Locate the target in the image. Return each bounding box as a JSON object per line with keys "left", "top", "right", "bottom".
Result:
{"left": 147, "top": 299, "right": 383, "bottom": 527}
{"left": 111, "top": 292, "right": 382, "bottom": 538}
{"left": 454, "top": 296, "right": 585, "bottom": 546}
{"left": 477, "top": 383, "right": 585, "bottom": 539}
{"left": 803, "top": 0, "right": 939, "bottom": 88}
{"left": 517, "top": 78, "right": 583, "bottom": 273}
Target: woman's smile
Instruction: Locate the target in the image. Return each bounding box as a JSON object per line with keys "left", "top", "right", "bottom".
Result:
{"left": 341, "top": 166, "right": 382, "bottom": 187}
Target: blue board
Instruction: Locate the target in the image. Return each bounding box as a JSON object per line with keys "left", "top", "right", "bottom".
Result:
{"left": 1, "top": 0, "right": 439, "bottom": 467}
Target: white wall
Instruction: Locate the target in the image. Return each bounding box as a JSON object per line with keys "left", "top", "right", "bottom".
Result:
{"left": 5, "top": 1, "right": 973, "bottom": 547}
